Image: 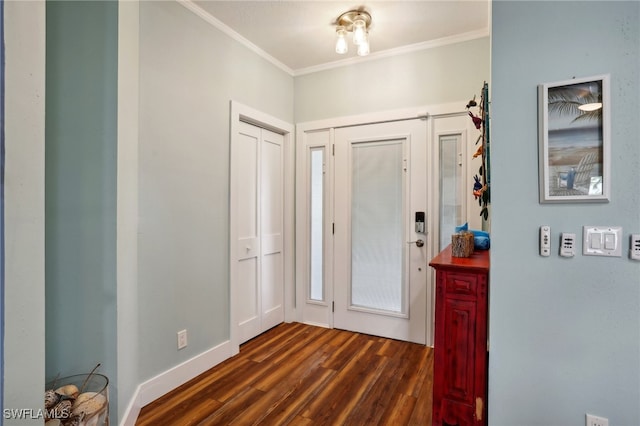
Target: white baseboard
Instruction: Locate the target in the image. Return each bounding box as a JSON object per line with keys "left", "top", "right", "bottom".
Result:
{"left": 119, "top": 385, "right": 142, "bottom": 426}
{"left": 302, "top": 320, "right": 331, "bottom": 329}
{"left": 118, "top": 340, "right": 233, "bottom": 425}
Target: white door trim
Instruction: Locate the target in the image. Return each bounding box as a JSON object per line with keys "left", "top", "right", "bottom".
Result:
{"left": 229, "top": 101, "right": 294, "bottom": 355}
{"left": 295, "top": 102, "right": 466, "bottom": 132}
{"left": 295, "top": 102, "right": 470, "bottom": 347}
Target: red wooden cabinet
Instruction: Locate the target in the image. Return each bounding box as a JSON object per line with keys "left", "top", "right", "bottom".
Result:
{"left": 429, "top": 245, "right": 489, "bottom": 426}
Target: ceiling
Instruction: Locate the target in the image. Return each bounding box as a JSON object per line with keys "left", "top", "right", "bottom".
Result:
{"left": 191, "top": 1, "right": 490, "bottom": 75}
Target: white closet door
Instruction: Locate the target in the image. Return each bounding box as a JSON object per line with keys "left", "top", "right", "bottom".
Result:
{"left": 234, "top": 121, "right": 284, "bottom": 344}
{"left": 259, "top": 128, "right": 284, "bottom": 332}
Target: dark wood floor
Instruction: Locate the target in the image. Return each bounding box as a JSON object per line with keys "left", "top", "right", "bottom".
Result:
{"left": 136, "top": 322, "right": 433, "bottom": 425}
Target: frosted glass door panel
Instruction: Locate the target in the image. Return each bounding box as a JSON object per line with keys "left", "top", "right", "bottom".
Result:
{"left": 439, "top": 134, "right": 463, "bottom": 250}
{"left": 297, "top": 128, "right": 332, "bottom": 330}
{"left": 309, "top": 148, "right": 324, "bottom": 301}
{"left": 351, "top": 140, "right": 405, "bottom": 314}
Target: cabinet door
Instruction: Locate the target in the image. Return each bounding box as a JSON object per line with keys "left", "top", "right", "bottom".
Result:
{"left": 434, "top": 270, "right": 486, "bottom": 426}
{"left": 442, "top": 296, "right": 477, "bottom": 404}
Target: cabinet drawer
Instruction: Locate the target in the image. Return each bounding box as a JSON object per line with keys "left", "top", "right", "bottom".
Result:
{"left": 444, "top": 272, "right": 478, "bottom": 297}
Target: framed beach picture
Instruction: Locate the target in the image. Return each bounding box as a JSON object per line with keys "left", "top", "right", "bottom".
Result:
{"left": 538, "top": 74, "right": 610, "bottom": 203}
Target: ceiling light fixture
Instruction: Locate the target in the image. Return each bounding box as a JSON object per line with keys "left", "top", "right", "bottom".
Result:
{"left": 335, "top": 10, "right": 372, "bottom": 57}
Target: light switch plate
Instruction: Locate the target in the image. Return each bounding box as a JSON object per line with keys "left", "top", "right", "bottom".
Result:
{"left": 583, "top": 226, "right": 622, "bottom": 257}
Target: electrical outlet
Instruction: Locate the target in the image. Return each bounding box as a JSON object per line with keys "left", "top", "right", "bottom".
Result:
{"left": 177, "top": 329, "right": 188, "bottom": 350}
{"left": 586, "top": 413, "right": 609, "bottom": 426}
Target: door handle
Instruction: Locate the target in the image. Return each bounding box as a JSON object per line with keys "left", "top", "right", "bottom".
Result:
{"left": 407, "top": 239, "right": 424, "bottom": 247}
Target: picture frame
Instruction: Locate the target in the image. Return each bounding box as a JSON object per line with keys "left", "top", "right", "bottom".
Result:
{"left": 538, "top": 74, "right": 610, "bottom": 203}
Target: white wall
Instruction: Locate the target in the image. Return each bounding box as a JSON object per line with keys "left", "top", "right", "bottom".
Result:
{"left": 117, "top": 0, "right": 140, "bottom": 421}
{"left": 137, "top": 0, "right": 294, "bottom": 384}
{"left": 294, "top": 36, "right": 490, "bottom": 248}
{"left": 3, "top": 1, "right": 46, "bottom": 424}
{"left": 490, "top": 2, "right": 640, "bottom": 425}
{"left": 294, "top": 37, "right": 490, "bottom": 123}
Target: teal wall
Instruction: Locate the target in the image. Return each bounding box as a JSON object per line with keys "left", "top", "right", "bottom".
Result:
{"left": 45, "top": 0, "right": 119, "bottom": 419}
{"left": 1, "top": 0, "right": 5, "bottom": 414}
{"left": 0, "top": 0, "right": 4, "bottom": 410}
{"left": 490, "top": 2, "right": 640, "bottom": 425}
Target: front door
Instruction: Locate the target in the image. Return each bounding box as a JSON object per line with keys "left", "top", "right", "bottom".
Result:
{"left": 296, "top": 107, "right": 479, "bottom": 346}
{"left": 333, "top": 119, "right": 428, "bottom": 344}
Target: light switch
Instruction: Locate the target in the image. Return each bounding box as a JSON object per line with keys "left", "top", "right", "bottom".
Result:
{"left": 604, "top": 233, "right": 616, "bottom": 250}
{"left": 583, "top": 226, "right": 622, "bottom": 257}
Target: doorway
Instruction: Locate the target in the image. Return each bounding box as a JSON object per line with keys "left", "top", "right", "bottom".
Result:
{"left": 333, "top": 120, "right": 428, "bottom": 344}
{"left": 296, "top": 105, "right": 480, "bottom": 346}
{"left": 229, "top": 101, "right": 295, "bottom": 352}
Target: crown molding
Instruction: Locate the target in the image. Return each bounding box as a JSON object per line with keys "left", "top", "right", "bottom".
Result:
{"left": 178, "top": 0, "right": 489, "bottom": 78}
{"left": 292, "top": 28, "right": 490, "bottom": 77}
{"left": 177, "top": 0, "right": 294, "bottom": 76}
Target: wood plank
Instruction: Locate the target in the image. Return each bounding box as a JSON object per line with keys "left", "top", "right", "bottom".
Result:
{"left": 198, "top": 386, "right": 265, "bottom": 425}
{"left": 241, "top": 322, "right": 309, "bottom": 362}
{"left": 229, "top": 352, "right": 331, "bottom": 425}
{"left": 408, "top": 346, "right": 435, "bottom": 425}
{"left": 304, "top": 348, "right": 388, "bottom": 424}
{"left": 135, "top": 323, "right": 433, "bottom": 426}
{"left": 320, "top": 331, "right": 369, "bottom": 370}
{"left": 257, "top": 365, "right": 336, "bottom": 425}
{"left": 343, "top": 355, "right": 407, "bottom": 424}
{"left": 396, "top": 343, "right": 433, "bottom": 397}
{"left": 299, "top": 337, "right": 377, "bottom": 421}
{"left": 252, "top": 331, "right": 333, "bottom": 392}
{"left": 379, "top": 393, "right": 418, "bottom": 426}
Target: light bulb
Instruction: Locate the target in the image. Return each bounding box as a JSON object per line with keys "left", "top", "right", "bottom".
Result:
{"left": 357, "top": 31, "right": 369, "bottom": 56}
{"left": 352, "top": 18, "right": 366, "bottom": 45}
{"left": 335, "top": 26, "right": 348, "bottom": 54}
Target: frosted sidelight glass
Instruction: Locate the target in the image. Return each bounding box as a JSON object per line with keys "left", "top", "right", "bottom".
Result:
{"left": 309, "top": 148, "right": 324, "bottom": 301}
{"left": 439, "top": 134, "right": 463, "bottom": 250}
{"left": 351, "top": 140, "right": 404, "bottom": 313}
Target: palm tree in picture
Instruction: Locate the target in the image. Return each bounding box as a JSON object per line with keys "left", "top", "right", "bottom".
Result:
{"left": 547, "top": 81, "right": 603, "bottom": 123}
